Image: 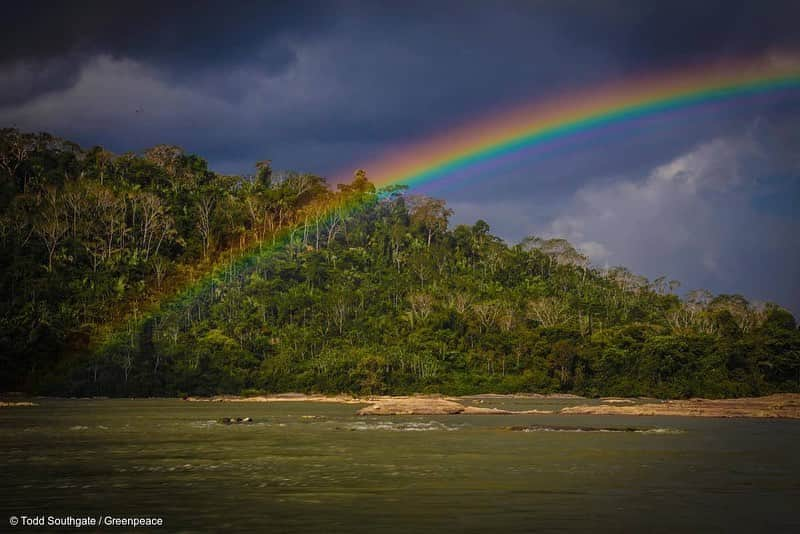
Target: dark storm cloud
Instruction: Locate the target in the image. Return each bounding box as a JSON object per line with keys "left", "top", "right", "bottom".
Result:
{"left": 1, "top": 0, "right": 334, "bottom": 64}
{"left": 2, "top": 0, "right": 798, "bottom": 172}
{"left": 0, "top": 55, "right": 83, "bottom": 107}
{"left": 1, "top": 0, "right": 799, "bottom": 310}
{"left": 617, "top": 0, "right": 800, "bottom": 67}
{"left": 3, "top": 1, "right": 800, "bottom": 108}
{"left": 0, "top": 0, "right": 337, "bottom": 105}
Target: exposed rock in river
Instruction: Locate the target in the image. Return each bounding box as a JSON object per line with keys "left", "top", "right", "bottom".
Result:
{"left": 357, "top": 396, "right": 555, "bottom": 416}
{"left": 358, "top": 397, "right": 465, "bottom": 415}
{"left": 560, "top": 394, "right": 800, "bottom": 419}
{"left": 218, "top": 417, "right": 253, "bottom": 425}
{"left": 183, "top": 392, "right": 800, "bottom": 418}
{"left": 460, "top": 393, "right": 585, "bottom": 400}
{"left": 185, "top": 393, "right": 362, "bottom": 404}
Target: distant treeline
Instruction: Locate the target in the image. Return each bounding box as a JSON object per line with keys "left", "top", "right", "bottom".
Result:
{"left": 1, "top": 128, "right": 798, "bottom": 397}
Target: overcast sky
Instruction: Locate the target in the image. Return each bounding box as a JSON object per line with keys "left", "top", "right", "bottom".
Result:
{"left": 1, "top": 0, "right": 799, "bottom": 312}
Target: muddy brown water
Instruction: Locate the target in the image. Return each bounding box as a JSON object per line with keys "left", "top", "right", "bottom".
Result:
{"left": 2, "top": 398, "right": 798, "bottom": 532}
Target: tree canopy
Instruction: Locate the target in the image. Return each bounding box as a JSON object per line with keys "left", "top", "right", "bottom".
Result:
{"left": 1, "top": 128, "right": 798, "bottom": 398}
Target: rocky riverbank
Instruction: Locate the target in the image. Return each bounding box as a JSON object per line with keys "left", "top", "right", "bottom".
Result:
{"left": 355, "top": 396, "right": 554, "bottom": 415}
{"left": 560, "top": 394, "right": 800, "bottom": 419}
{"left": 183, "top": 393, "right": 364, "bottom": 404}
{"left": 180, "top": 392, "right": 800, "bottom": 418}
{"left": 183, "top": 393, "right": 560, "bottom": 415}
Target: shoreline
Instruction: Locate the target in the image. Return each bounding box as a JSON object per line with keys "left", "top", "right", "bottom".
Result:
{"left": 559, "top": 394, "right": 800, "bottom": 419}
{"left": 183, "top": 392, "right": 800, "bottom": 419}
{"left": 3, "top": 393, "right": 799, "bottom": 418}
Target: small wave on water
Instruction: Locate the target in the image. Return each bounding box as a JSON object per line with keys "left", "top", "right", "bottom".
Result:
{"left": 189, "top": 420, "right": 221, "bottom": 428}
{"left": 637, "top": 427, "right": 685, "bottom": 435}
{"left": 189, "top": 419, "right": 269, "bottom": 429}
{"left": 342, "top": 421, "right": 461, "bottom": 432}
{"left": 66, "top": 424, "right": 113, "bottom": 431}
{"left": 509, "top": 425, "right": 684, "bottom": 434}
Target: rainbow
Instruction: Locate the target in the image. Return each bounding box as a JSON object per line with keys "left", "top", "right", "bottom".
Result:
{"left": 338, "top": 56, "right": 800, "bottom": 191}
{"left": 100, "top": 56, "right": 800, "bottom": 345}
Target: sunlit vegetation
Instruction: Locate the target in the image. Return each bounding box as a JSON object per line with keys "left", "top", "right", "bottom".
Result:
{"left": 1, "top": 128, "right": 798, "bottom": 397}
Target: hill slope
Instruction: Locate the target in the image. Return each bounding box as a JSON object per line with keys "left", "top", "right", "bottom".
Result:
{"left": 1, "top": 129, "right": 798, "bottom": 397}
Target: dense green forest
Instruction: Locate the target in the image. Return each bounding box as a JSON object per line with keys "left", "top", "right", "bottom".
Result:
{"left": 1, "top": 128, "right": 799, "bottom": 398}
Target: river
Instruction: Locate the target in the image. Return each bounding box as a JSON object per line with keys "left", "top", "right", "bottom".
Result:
{"left": 2, "top": 398, "right": 799, "bottom": 532}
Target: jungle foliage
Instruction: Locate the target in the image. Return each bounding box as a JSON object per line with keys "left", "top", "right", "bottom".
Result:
{"left": 1, "top": 129, "right": 798, "bottom": 397}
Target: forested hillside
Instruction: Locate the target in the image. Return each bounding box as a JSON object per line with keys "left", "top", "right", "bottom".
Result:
{"left": 1, "top": 128, "right": 798, "bottom": 397}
